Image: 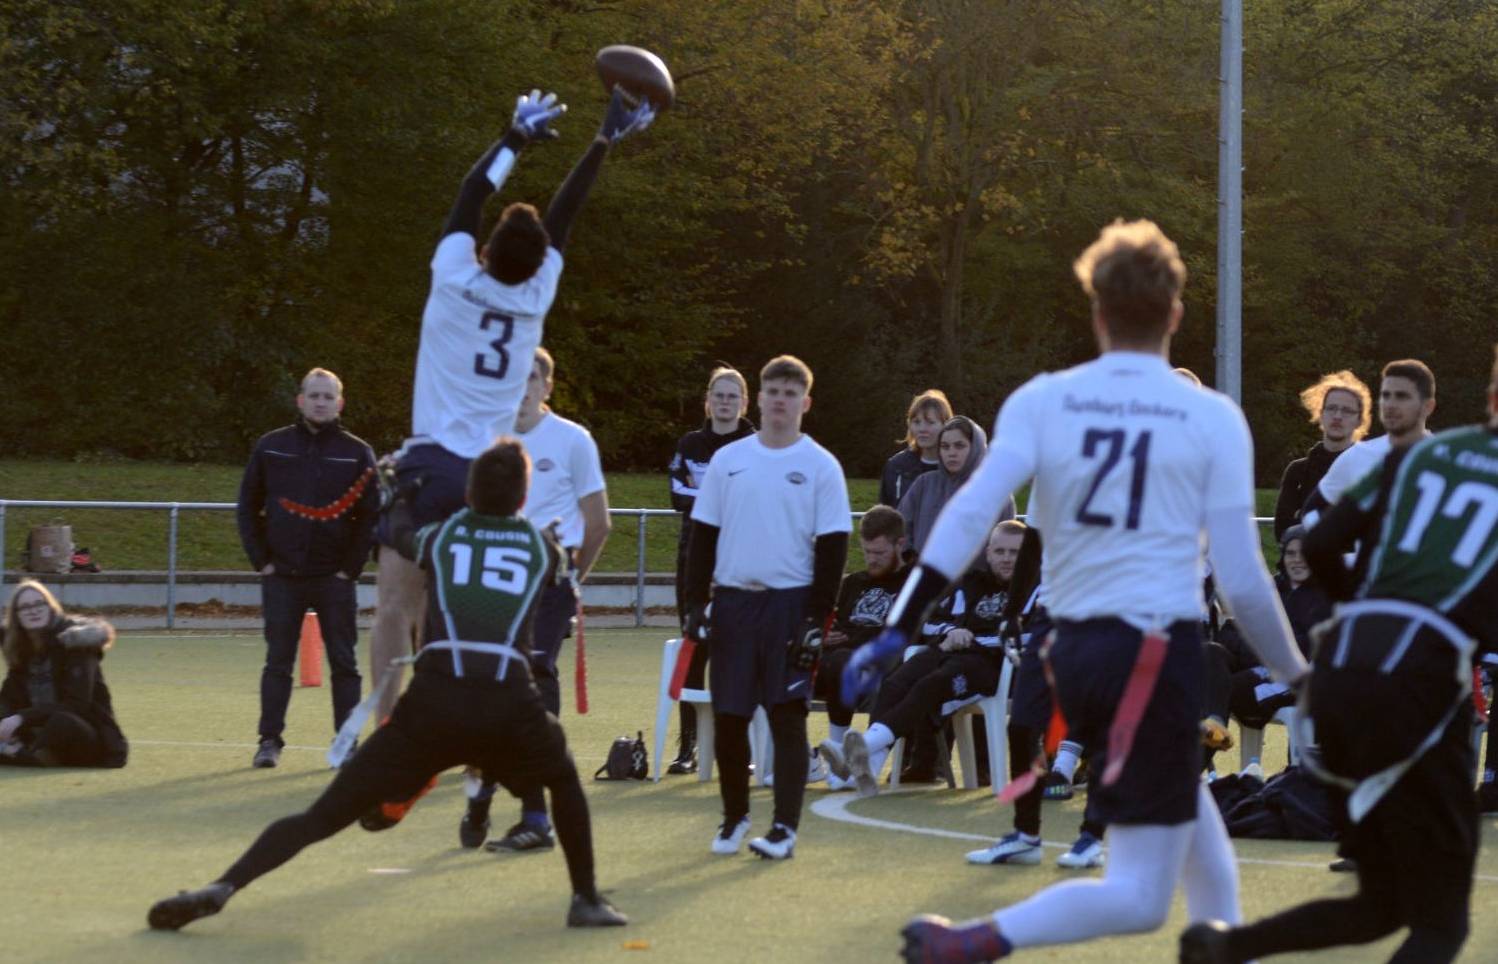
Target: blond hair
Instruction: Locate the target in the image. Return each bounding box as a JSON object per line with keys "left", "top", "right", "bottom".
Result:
{"left": 1073, "top": 219, "right": 1187, "bottom": 344}
{"left": 300, "top": 367, "right": 343, "bottom": 395}
{"left": 1298, "top": 370, "right": 1372, "bottom": 441}
{"left": 703, "top": 366, "right": 749, "bottom": 418}
{"left": 901, "top": 390, "right": 953, "bottom": 450}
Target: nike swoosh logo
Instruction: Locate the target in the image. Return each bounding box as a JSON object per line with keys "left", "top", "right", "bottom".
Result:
{"left": 728, "top": 469, "right": 746, "bottom": 477}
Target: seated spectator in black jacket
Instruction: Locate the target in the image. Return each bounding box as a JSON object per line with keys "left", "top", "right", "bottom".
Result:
{"left": 816, "top": 505, "right": 908, "bottom": 790}
{"left": 878, "top": 390, "right": 951, "bottom": 509}
{"left": 0, "top": 580, "right": 127, "bottom": 767}
{"left": 821, "top": 520, "right": 1025, "bottom": 798}
{"left": 1272, "top": 370, "right": 1371, "bottom": 540}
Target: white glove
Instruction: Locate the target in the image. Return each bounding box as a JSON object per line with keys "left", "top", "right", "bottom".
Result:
{"left": 512, "top": 89, "right": 566, "bottom": 141}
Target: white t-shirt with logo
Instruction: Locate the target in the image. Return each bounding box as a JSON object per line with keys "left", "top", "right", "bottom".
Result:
{"left": 410, "top": 235, "right": 564, "bottom": 458}
{"left": 517, "top": 411, "right": 605, "bottom": 550}
{"left": 691, "top": 434, "right": 852, "bottom": 590}
{"left": 923, "top": 351, "right": 1256, "bottom": 625}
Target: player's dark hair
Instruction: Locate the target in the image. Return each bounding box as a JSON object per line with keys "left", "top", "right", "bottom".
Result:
{"left": 901, "top": 389, "right": 953, "bottom": 450}
{"left": 1073, "top": 219, "right": 1186, "bottom": 346}
{"left": 467, "top": 438, "right": 530, "bottom": 516}
{"left": 1381, "top": 359, "right": 1436, "bottom": 401}
{"left": 760, "top": 354, "right": 813, "bottom": 392}
{"left": 939, "top": 416, "right": 975, "bottom": 445}
{"left": 485, "top": 203, "right": 550, "bottom": 285}
{"left": 859, "top": 504, "right": 905, "bottom": 542}
{"left": 999, "top": 526, "right": 1043, "bottom": 626}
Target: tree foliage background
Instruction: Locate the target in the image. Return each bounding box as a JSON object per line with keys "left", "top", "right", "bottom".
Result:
{"left": 4, "top": 0, "right": 1496, "bottom": 483}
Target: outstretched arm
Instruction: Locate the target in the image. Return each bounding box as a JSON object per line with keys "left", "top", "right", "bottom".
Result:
{"left": 542, "top": 87, "right": 657, "bottom": 251}
{"left": 441, "top": 90, "right": 567, "bottom": 241}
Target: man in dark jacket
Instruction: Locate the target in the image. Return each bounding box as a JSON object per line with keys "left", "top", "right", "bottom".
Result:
{"left": 1272, "top": 370, "right": 1370, "bottom": 539}
{"left": 237, "top": 368, "right": 378, "bottom": 768}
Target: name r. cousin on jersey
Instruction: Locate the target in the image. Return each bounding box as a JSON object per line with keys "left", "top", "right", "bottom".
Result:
{"left": 454, "top": 525, "right": 532, "bottom": 543}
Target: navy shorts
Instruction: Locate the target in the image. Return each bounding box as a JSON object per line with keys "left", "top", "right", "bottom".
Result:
{"left": 1047, "top": 617, "right": 1202, "bottom": 826}
{"left": 708, "top": 586, "right": 812, "bottom": 718}
{"left": 376, "top": 442, "right": 470, "bottom": 546}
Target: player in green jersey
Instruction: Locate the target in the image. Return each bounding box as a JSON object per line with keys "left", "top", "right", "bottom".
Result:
{"left": 147, "top": 438, "right": 626, "bottom": 933}
{"left": 1183, "top": 350, "right": 1498, "bottom": 963}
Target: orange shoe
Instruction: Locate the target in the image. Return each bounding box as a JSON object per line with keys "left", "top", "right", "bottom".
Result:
{"left": 359, "top": 773, "right": 440, "bottom": 832}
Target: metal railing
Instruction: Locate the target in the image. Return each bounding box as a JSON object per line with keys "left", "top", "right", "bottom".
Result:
{"left": 0, "top": 499, "right": 681, "bottom": 629}
{"left": 0, "top": 498, "right": 1277, "bottom": 630}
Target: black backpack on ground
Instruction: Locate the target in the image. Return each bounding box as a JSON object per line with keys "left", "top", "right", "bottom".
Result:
{"left": 594, "top": 731, "right": 648, "bottom": 780}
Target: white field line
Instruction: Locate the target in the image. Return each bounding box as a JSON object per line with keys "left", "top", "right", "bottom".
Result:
{"left": 809, "top": 789, "right": 1498, "bottom": 883}
{"left": 130, "top": 738, "right": 604, "bottom": 764}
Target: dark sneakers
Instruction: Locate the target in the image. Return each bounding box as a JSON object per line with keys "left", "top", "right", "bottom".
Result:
{"left": 1041, "top": 770, "right": 1074, "bottom": 801}
{"left": 899, "top": 914, "right": 1010, "bottom": 963}
{"left": 485, "top": 821, "right": 556, "bottom": 853}
{"left": 1179, "top": 920, "right": 1235, "bottom": 963}
{"left": 666, "top": 750, "right": 698, "bottom": 775}
{"left": 567, "top": 893, "right": 628, "bottom": 927}
{"left": 459, "top": 800, "right": 491, "bottom": 849}
{"left": 252, "top": 739, "right": 281, "bottom": 769}
{"left": 147, "top": 882, "right": 235, "bottom": 931}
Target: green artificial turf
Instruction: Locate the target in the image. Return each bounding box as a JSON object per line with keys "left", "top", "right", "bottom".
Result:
{"left": 4, "top": 628, "right": 1492, "bottom": 962}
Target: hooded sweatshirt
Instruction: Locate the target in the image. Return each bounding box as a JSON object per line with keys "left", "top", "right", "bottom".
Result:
{"left": 897, "top": 416, "right": 1016, "bottom": 554}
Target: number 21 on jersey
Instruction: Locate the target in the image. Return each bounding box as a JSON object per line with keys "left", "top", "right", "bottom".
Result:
{"left": 1075, "top": 428, "right": 1153, "bottom": 530}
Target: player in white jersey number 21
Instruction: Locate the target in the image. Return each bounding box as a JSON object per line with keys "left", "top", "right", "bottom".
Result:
{"left": 842, "top": 221, "right": 1310, "bottom": 963}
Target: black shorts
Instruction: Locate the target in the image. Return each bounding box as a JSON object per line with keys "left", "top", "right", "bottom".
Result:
{"left": 1047, "top": 617, "right": 1202, "bottom": 826}
{"left": 708, "top": 586, "right": 811, "bottom": 718}
{"left": 319, "top": 665, "right": 573, "bottom": 817}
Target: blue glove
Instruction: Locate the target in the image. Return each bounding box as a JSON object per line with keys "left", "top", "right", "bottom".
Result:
{"left": 599, "top": 86, "right": 657, "bottom": 143}
{"left": 841, "top": 627, "right": 908, "bottom": 705}
{"left": 511, "top": 89, "right": 566, "bottom": 142}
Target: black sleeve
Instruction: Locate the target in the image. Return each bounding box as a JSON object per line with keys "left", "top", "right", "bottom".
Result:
{"left": 1273, "top": 461, "right": 1305, "bottom": 542}
{"left": 808, "top": 532, "right": 850, "bottom": 621}
{"left": 1304, "top": 452, "right": 1403, "bottom": 601}
{"left": 236, "top": 441, "right": 269, "bottom": 571}
{"left": 831, "top": 573, "right": 861, "bottom": 634}
{"left": 684, "top": 521, "right": 720, "bottom": 608}
{"left": 668, "top": 436, "right": 695, "bottom": 514}
{"left": 541, "top": 137, "right": 610, "bottom": 252}
{"left": 887, "top": 563, "right": 959, "bottom": 638}
{"left": 1299, "top": 483, "right": 1332, "bottom": 531}
{"left": 442, "top": 131, "right": 528, "bottom": 240}
{"left": 388, "top": 494, "right": 421, "bottom": 564}
{"left": 0, "top": 669, "right": 28, "bottom": 716}
{"left": 878, "top": 456, "right": 898, "bottom": 509}
{"left": 342, "top": 445, "right": 380, "bottom": 577}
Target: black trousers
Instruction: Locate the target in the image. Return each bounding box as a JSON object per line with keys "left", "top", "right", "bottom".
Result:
{"left": 872, "top": 648, "right": 1001, "bottom": 739}
{"left": 217, "top": 667, "right": 599, "bottom": 900}
{"left": 0, "top": 709, "right": 113, "bottom": 767}
{"left": 259, "top": 573, "right": 361, "bottom": 744}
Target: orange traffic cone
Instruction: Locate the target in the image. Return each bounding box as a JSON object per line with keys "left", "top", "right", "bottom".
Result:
{"left": 299, "top": 612, "right": 324, "bottom": 687}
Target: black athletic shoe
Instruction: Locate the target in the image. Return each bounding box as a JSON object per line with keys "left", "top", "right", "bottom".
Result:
{"left": 1179, "top": 920, "right": 1234, "bottom": 963}
{"left": 567, "top": 893, "right": 628, "bottom": 927}
{"left": 459, "top": 803, "right": 491, "bottom": 849}
{"left": 252, "top": 739, "right": 280, "bottom": 769}
{"left": 666, "top": 750, "right": 697, "bottom": 775}
{"left": 485, "top": 821, "right": 555, "bottom": 853}
{"left": 1328, "top": 857, "right": 1357, "bottom": 873}
{"left": 147, "top": 882, "right": 234, "bottom": 931}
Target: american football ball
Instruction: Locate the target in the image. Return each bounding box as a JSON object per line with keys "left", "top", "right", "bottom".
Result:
{"left": 595, "top": 45, "right": 674, "bottom": 111}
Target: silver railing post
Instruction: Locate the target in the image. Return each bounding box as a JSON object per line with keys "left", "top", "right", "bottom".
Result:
{"left": 635, "top": 510, "right": 647, "bottom": 627}
{"left": 0, "top": 502, "right": 7, "bottom": 594}
{"left": 166, "top": 504, "right": 180, "bottom": 630}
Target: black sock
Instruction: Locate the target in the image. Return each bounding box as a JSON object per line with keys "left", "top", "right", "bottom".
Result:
{"left": 769, "top": 702, "right": 808, "bottom": 831}
{"left": 546, "top": 763, "right": 597, "bottom": 899}
{"left": 714, "top": 712, "right": 751, "bottom": 824}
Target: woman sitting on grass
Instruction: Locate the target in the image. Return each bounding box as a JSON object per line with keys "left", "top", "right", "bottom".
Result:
{"left": 0, "top": 579, "right": 128, "bottom": 767}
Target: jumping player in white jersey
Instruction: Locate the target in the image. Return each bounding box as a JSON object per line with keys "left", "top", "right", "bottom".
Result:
{"left": 369, "top": 88, "right": 655, "bottom": 721}
{"left": 841, "top": 220, "right": 1310, "bottom": 962}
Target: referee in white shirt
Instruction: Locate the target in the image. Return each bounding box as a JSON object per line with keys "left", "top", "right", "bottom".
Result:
{"left": 462, "top": 348, "right": 611, "bottom": 853}
{"left": 683, "top": 355, "right": 851, "bottom": 861}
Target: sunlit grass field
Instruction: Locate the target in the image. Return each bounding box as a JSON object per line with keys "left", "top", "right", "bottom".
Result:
{"left": 4, "top": 628, "right": 1493, "bottom": 963}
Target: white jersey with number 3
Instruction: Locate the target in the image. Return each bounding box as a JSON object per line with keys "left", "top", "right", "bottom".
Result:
{"left": 410, "top": 234, "right": 564, "bottom": 459}
{"left": 924, "top": 351, "right": 1256, "bottom": 625}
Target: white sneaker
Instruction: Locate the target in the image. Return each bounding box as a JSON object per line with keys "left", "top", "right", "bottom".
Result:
{"left": 1055, "top": 832, "right": 1105, "bottom": 869}
{"left": 818, "top": 739, "right": 850, "bottom": 780}
{"left": 807, "top": 748, "right": 829, "bottom": 784}
{"left": 842, "top": 731, "right": 879, "bottom": 798}
{"left": 748, "top": 823, "right": 797, "bottom": 860}
{"left": 964, "top": 831, "right": 1042, "bottom": 866}
{"left": 710, "top": 816, "right": 752, "bottom": 856}
{"left": 826, "top": 773, "right": 857, "bottom": 792}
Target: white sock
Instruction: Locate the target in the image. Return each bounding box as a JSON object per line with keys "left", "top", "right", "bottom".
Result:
{"left": 870, "top": 746, "right": 889, "bottom": 781}
{"left": 865, "top": 723, "right": 896, "bottom": 754}
{"left": 828, "top": 723, "right": 849, "bottom": 746}
{"left": 994, "top": 821, "right": 1193, "bottom": 947}
{"left": 1182, "top": 783, "right": 1242, "bottom": 925}
{"left": 1052, "top": 741, "right": 1082, "bottom": 781}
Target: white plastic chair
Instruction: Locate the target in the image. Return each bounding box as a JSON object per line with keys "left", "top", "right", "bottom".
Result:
{"left": 1238, "top": 705, "right": 1300, "bottom": 770}
{"left": 887, "top": 655, "right": 1013, "bottom": 792}
{"left": 652, "top": 638, "right": 766, "bottom": 783}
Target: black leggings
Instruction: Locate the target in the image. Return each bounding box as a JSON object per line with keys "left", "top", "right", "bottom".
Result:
{"left": 1006, "top": 724, "right": 1105, "bottom": 839}
{"left": 0, "top": 710, "right": 107, "bottom": 767}
{"left": 715, "top": 702, "right": 808, "bottom": 830}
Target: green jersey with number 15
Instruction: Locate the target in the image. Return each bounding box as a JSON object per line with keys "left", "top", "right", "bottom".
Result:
{"left": 1342, "top": 425, "right": 1498, "bottom": 648}
{"left": 414, "top": 508, "right": 560, "bottom": 653}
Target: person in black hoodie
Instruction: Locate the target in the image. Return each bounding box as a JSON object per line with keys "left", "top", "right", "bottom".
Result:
{"left": 664, "top": 365, "right": 756, "bottom": 773}
{"left": 0, "top": 580, "right": 127, "bottom": 767}
{"left": 821, "top": 519, "right": 1025, "bottom": 798}
{"left": 236, "top": 367, "right": 378, "bottom": 769}
{"left": 1272, "top": 370, "right": 1371, "bottom": 540}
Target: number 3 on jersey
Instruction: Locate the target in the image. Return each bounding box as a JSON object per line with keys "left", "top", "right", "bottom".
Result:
{"left": 447, "top": 543, "right": 532, "bottom": 593}
{"left": 1075, "top": 428, "right": 1153, "bottom": 529}
{"left": 474, "top": 310, "right": 514, "bottom": 380}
